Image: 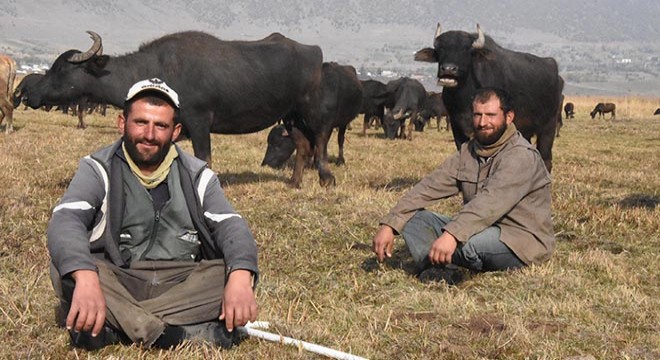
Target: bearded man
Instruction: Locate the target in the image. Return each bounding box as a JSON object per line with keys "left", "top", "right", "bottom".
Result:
{"left": 372, "top": 87, "right": 555, "bottom": 283}
{"left": 47, "top": 78, "right": 258, "bottom": 350}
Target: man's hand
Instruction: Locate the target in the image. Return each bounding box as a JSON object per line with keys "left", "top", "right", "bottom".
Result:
{"left": 67, "top": 270, "right": 106, "bottom": 337}
{"left": 220, "top": 269, "right": 257, "bottom": 332}
{"left": 429, "top": 231, "right": 458, "bottom": 265}
{"left": 372, "top": 225, "right": 395, "bottom": 262}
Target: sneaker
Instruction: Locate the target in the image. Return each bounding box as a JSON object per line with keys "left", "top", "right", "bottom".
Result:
{"left": 69, "top": 325, "right": 124, "bottom": 350}
{"left": 418, "top": 266, "right": 464, "bottom": 285}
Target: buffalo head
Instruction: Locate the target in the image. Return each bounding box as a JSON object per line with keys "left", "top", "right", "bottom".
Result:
{"left": 261, "top": 124, "right": 295, "bottom": 168}
{"left": 26, "top": 31, "right": 109, "bottom": 109}
{"left": 414, "top": 23, "right": 486, "bottom": 88}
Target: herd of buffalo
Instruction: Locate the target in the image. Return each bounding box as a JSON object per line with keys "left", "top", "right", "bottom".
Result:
{"left": 1, "top": 25, "right": 659, "bottom": 187}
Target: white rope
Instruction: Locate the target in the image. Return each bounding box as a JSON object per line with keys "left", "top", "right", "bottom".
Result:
{"left": 238, "top": 322, "right": 368, "bottom": 360}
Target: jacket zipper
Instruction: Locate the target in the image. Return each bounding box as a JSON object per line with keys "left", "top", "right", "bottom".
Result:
{"left": 140, "top": 210, "right": 161, "bottom": 261}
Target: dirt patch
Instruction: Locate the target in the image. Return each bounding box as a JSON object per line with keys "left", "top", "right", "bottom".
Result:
{"left": 391, "top": 311, "right": 440, "bottom": 322}
{"left": 527, "top": 320, "right": 562, "bottom": 334}
{"left": 453, "top": 314, "right": 506, "bottom": 335}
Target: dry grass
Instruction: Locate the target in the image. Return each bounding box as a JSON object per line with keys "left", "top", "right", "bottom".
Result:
{"left": 1, "top": 96, "right": 659, "bottom": 359}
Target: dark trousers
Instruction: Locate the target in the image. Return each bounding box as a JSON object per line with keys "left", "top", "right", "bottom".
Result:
{"left": 401, "top": 210, "right": 525, "bottom": 272}
{"left": 51, "top": 258, "right": 225, "bottom": 346}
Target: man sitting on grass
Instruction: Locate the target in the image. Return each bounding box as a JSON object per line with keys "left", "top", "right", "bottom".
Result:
{"left": 47, "top": 78, "right": 258, "bottom": 350}
{"left": 372, "top": 87, "right": 555, "bottom": 283}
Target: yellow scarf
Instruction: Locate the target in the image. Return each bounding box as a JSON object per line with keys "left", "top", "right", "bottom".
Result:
{"left": 472, "top": 123, "right": 518, "bottom": 158}
{"left": 122, "top": 142, "right": 178, "bottom": 189}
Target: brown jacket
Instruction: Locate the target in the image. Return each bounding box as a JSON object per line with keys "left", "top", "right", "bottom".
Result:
{"left": 380, "top": 132, "right": 555, "bottom": 265}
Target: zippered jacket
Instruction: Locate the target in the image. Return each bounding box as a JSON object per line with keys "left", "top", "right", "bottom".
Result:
{"left": 47, "top": 139, "right": 259, "bottom": 279}
{"left": 380, "top": 132, "right": 555, "bottom": 265}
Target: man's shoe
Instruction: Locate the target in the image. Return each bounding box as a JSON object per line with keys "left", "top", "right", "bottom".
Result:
{"left": 153, "top": 320, "right": 244, "bottom": 349}
{"left": 418, "top": 266, "right": 464, "bottom": 285}
{"left": 69, "top": 325, "right": 123, "bottom": 350}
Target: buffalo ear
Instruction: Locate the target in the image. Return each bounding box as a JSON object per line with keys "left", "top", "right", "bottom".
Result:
{"left": 414, "top": 48, "right": 438, "bottom": 63}
{"left": 94, "top": 55, "right": 110, "bottom": 68}
{"left": 85, "top": 55, "right": 109, "bottom": 76}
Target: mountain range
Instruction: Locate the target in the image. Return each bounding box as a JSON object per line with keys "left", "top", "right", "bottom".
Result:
{"left": 1, "top": 0, "right": 659, "bottom": 95}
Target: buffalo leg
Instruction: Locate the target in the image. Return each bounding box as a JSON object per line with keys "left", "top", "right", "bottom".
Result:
{"left": 536, "top": 118, "right": 557, "bottom": 173}
{"left": 77, "top": 99, "right": 88, "bottom": 129}
{"left": 336, "top": 126, "right": 347, "bottom": 166}
{"left": 362, "top": 115, "right": 371, "bottom": 136}
{"left": 188, "top": 117, "right": 213, "bottom": 167}
{"left": 314, "top": 130, "right": 335, "bottom": 187}
{"left": 289, "top": 127, "right": 312, "bottom": 188}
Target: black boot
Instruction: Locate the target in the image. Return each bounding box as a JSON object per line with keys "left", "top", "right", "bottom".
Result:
{"left": 153, "top": 320, "right": 244, "bottom": 349}
{"left": 69, "top": 325, "right": 124, "bottom": 350}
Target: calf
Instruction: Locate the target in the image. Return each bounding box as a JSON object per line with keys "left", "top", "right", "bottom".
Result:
{"left": 414, "top": 91, "right": 449, "bottom": 131}
{"left": 359, "top": 79, "right": 390, "bottom": 136}
{"left": 261, "top": 62, "right": 362, "bottom": 186}
{"left": 564, "top": 102, "right": 575, "bottom": 119}
{"left": 382, "top": 77, "right": 426, "bottom": 140}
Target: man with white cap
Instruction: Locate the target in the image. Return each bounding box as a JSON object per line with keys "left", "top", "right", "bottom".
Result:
{"left": 47, "top": 78, "right": 259, "bottom": 350}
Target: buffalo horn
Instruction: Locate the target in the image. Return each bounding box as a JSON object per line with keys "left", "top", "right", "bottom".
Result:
{"left": 472, "top": 24, "right": 485, "bottom": 49}
{"left": 68, "top": 31, "right": 103, "bottom": 63}
{"left": 434, "top": 23, "right": 442, "bottom": 41}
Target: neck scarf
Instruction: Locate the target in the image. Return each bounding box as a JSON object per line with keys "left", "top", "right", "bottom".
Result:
{"left": 122, "top": 142, "right": 178, "bottom": 189}
{"left": 472, "top": 123, "right": 517, "bottom": 158}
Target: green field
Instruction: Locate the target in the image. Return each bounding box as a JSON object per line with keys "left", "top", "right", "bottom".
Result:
{"left": 1, "top": 98, "right": 658, "bottom": 359}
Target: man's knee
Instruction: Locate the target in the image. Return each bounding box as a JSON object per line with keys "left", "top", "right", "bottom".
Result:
{"left": 401, "top": 211, "right": 449, "bottom": 267}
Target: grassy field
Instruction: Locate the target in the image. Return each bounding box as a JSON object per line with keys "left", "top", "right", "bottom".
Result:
{"left": 0, "top": 96, "right": 658, "bottom": 359}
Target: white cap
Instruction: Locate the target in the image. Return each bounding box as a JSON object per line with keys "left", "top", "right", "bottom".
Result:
{"left": 125, "top": 78, "right": 180, "bottom": 108}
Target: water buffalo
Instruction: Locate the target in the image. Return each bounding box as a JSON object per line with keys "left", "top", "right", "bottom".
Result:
{"left": 564, "top": 102, "right": 575, "bottom": 119}
{"left": 382, "top": 77, "right": 426, "bottom": 140}
{"left": 414, "top": 91, "right": 449, "bottom": 132}
{"left": 261, "top": 62, "right": 363, "bottom": 185}
{"left": 359, "top": 79, "right": 389, "bottom": 136}
{"left": 0, "top": 54, "right": 17, "bottom": 133}
{"left": 12, "top": 73, "right": 43, "bottom": 109}
{"left": 590, "top": 103, "right": 616, "bottom": 120}
{"left": 415, "top": 23, "right": 564, "bottom": 172}
{"left": 25, "top": 30, "right": 325, "bottom": 188}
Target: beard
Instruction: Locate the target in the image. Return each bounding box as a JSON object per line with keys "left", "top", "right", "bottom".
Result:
{"left": 474, "top": 122, "right": 508, "bottom": 146}
{"left": 122, "top": 133, "right": 172, "bottom": 168}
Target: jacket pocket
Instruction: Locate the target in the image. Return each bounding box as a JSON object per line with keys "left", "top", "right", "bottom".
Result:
{"left": 175, "top": 230, "right": 201, "bottom": 261}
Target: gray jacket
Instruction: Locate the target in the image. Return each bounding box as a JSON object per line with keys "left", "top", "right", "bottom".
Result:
{"left": 47, "top": 139, "right": 259, "bottom": 279}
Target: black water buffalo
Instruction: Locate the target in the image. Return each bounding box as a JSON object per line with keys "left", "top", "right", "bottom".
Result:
{"left": 414, "top": 91, "right": 449, "bottom": 131}
{"left": 261, "top": 62, "right": 362, "bottom": 185}
{"left": 382, "top": 77, "right": 426, "bottom": 140}
{"left": 0, "top": 54, "right": 17, "bottom": 133}
{"left": 415, "top": 23, "right": 564, "bottom": 172}
{"left": 359, "top": 79, "right": 389, "bottom": 136}
{"left": 12, "top": 73, "right": 43, "bottom": 109}
{"left": 26, "top": 30, "right": 324, "bottom": 188}
{"left": 564, "top": 102, "right": 575, "bottom": 119}
{"left": 654, "top": 108, "right": 660, "bottom": 115}
{"left": 590, "top": 102, "right": 616, "bottom": 120}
